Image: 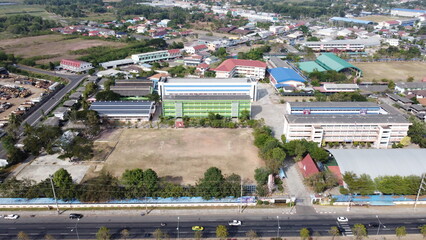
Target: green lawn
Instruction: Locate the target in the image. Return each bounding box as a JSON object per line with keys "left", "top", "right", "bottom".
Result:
{"left": 0, "top": 3, "right": 52, "bottom": 18}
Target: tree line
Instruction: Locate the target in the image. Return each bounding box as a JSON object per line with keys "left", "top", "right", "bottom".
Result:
{"left": 342, "top": 172, "right": 423, "bottom": 195}
{"left": 0, "top": 167, "right": 243, "bottom": 201}
{"left": 24, "top": 0, "right": 104, "bottom": 17}
{"left": 0, "top": 14, "right": 58, "bottom": 36}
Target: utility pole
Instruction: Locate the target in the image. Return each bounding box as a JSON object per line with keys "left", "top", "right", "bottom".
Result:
{"left": 414, "top": 174, "right": 425, "bottom": 209}
{"left": 240, "top": 178, "right": 243, "bottom": 213}
{"left": 177, "top": 216, "right": 180, "bottom": 240}
{"left": 49, "top": 175, "right": 60, "bottom": 215}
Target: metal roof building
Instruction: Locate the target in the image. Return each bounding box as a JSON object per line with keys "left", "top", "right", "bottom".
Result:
{"left": 330, "top": 17, "right": 375, "bottom": 25}
{"left": 268, "top": 67, "right": 306, "bottom": 89}
{"left": 89, "top": 101, "right": 155, "bottom": 121}
{"left": 298, "top": 53, "right": 362, "bottom": 77}
{"left": 329, "top": 149, "right": 426, "bottom": 179}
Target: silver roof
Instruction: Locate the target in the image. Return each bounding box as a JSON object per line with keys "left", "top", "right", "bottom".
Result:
{"left": 289, "top": 102, "right": 379, "bottom": 108}
{"left": 329, "top": 149, "right": 426, "bottom": 179}
{"left": 285, "top": 114, "right": 409, "bottom": 124}
{"left": 161, "top": 77, "right": 255, "bottom": 84}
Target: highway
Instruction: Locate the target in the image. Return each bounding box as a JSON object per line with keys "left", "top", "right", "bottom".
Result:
{"left": 0, "top": 214, "right": 425, "bottom": 239}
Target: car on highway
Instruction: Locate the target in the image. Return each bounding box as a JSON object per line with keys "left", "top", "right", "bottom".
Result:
{"left": 192, "top": 226, "right": 204, "bottom": 231}
{"left": 367, "top": 223, "right": 379, "bottom": 228}
{"left": 337, "top": 217, "right": 348, "bottom": 222}
{"left": 69, "top": 213, "right": 83, "bottom": 219}
{"left": 4, "top": 214, "right": 19, "bottom": 220}
{"left": 160, "top": 223, "right": 167, "bottom": 227}
{"left": 228, "top": 220, "right": 242, "bottom": 226}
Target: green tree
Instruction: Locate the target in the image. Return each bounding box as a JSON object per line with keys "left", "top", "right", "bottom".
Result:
{"left": 147, "top": 92, "right": 160, "bottom": 104}
{"left": 6, "top": 113, "right": 21, "bottom": 139}
{"left": 388, "top": 80, "right": 395, "bottom": 90}
{"left": 153, "top": 228, "right": 164, "bottom": 240}
{"left": 419, "top": 225, "right": 426, "bottom": 238}
{"left": 197, "top": 167, "right": 225, "bottom": 199}
{"left": 216, "top": 225, "right": 228, "bottom": 240}
{"left": 352, "top": 224, "right": 367, "bottom": 240}
{"left": 396, "top": 226, "right": 406, "bottom": 239}
{"left": 300, "top": 228, "right": 310, "bottom": 240}
{"left": 95, "top": 90, "right": 121, "bottom": 101}
{"left": 120, "top": 229, "right": 130, "bottom": 240}
{"left": 143, "top": 168, "right": 159, "bottom": 196}
{"left": 59, "top": 136, "right": 93, "bottom": 161}
{"left": 121, "top": 168, "right": 144, "bottom": 198}
{"left": 17, "top": 231, "right": 29, "bottom": 240}
{"left": 246, "top": 230, "right": 258, "bottom": 240}
{"left": 96, "top": 226, "right": 111, "bottom": 240}
{"left": 53, "top": 168, "right": 76, "bottom": 200}
{"left": 254, "top": 167, "right": 272, "bottom": 185}
{"left": 329, "top": 226, "right": 340, "bottom": 240}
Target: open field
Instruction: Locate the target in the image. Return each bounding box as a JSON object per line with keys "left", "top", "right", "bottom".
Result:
{"left": 0, "top": 3, "right": 51, "bottom": 18}
{"left": 0, "top": 35, "right": 126, "bottom": 63}
{"left": 355, "top": 15, "right": 405, "bottom": 22}
{"left": 100, "top": 128, "right": 264, "bottom": 185}
{"left": 355, "top": 62, "right": 426, "bottom": 82}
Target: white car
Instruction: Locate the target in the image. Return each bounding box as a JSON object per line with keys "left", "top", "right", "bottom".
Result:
{"left": 337, "top": 217, "right": 348, "bottom": 222}
{"left": 4, "top": 214, "right": 19, "bottom": 220}
{"left": 228, "top": 220, "right": 242, "bottom": 226}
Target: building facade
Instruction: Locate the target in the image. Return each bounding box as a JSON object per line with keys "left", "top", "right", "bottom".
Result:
{"left": 158, "top": 77, "right": 258, "bottom": 102}
{"left": 391, "top": 8, "right": 426, "bottom": 17}
{"left": 283, "top": 102, "right": 411, "bottom": 148}
{"left": 89, "top": 101, "right": 155, "bottom": 121}
{"left": 60, "top": 59, "right": 93, "bottom": 73}
{"left": 131, "top": 49, "right": 181, "bottom": 64}
{"left": 214, "top": 59, "right": 267, "bottom": 80}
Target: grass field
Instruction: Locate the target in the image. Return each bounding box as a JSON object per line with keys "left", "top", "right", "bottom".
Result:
{"left": 0, "top": 35, "right": 126, "bottom": 63}
{"left": 355, "top": 15, "right": 404, "bottom": 22}
{"left": 0, "top": 2, "right": 52, "bottom": 18}
{"left": 356, "top": 62, "right": 426, "bottom": 82}
{"left": 100, "top": 128, "right": 264, "bottom": 185}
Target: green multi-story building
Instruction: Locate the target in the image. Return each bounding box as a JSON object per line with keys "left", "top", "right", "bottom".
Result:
{"left": 162, "top": 95, "right": 251, "bottom": 118}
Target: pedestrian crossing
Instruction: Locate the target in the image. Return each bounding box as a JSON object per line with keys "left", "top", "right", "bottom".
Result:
{"left": 338, "top": 222, "right": 353, "bottom": 236}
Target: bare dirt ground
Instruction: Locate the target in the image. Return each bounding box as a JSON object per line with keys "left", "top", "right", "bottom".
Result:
{"left": 0, "top": 75, "right": 46, "bottom": 120}
{"left": 356, "top": 62, "right": 426, "bottom": 82}
{"left": 0, "top": 35, "right": 126, "bottom": 63}
{"left": 15, "top": 154, "right": 90, "bottom": 183}
{"left": 98, "top": 128, "right": 264, "bottom": 185}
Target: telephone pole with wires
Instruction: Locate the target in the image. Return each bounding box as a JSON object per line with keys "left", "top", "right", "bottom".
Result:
{"left": 414, "top": 174, "right": 425, "bottom": 210}
{"left": 49, "top": 175, "right": 60, "bottom": 214}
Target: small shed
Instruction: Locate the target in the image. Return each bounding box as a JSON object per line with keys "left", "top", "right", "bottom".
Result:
{"left": 53, "top": 107, "right": 70, "bottom": 120}
{"left": 69, "top": 92, "right": 82, "bottom": 100}
{"left": 63, "top": 100, "right": 77, "bottom": 108}
{"left": 43, "top": 117, "right": 60, "bottom": 127}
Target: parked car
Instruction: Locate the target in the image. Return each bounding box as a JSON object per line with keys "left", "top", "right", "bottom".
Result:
{"left": 192, "top": 226, "right": 204, "bottom": 231}
{"left": 4, "top": 214, "right": 19, "bottom": 220}
{"left": 337, "top": 217, "right": 348, "bottom": 222}
{"left": 69, "top": 213, "right": 83, "bottom": 219}
{"left": 228, "top": 220, "right": 242, "bottom": 226}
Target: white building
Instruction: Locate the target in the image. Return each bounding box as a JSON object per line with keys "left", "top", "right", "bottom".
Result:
{"left": 131, "top": 49, "right": 181, "bottom": 64}
{"left": 384, "top": 38, "right": 400, "bottom": 46}
{"left": 158, "top": 77, "right": 258, "bottom": 102}
{"left": 282, "top": 102, "right": 411, "bottom": 148}
{"left": 60, "top": 59, "right": 93, "bottom": 73}
{"left": 184, "top": 44, "right": 208, "bottom": 55}
{"left": 213, "top": 59, "right": 267, "bottom": 80}
{"left": 391, "top": 8, "right": 426, "bottom": 18}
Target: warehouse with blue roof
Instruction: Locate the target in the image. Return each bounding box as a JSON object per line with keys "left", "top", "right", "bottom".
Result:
{"left": 330, "top": 17, "right": 375, "bottom": 25}
{"left": 267, "top": 67, "right": 307, "bottom": 89}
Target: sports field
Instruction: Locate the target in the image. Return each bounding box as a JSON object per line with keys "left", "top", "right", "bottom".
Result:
{"left": 0, "top": 35, "right": 126, "bottom": 63}
{"left": 356, "top": 62, "right": 426, "bottom": 82}
{"left": 100, "top": 128, "right": 264, "bottom": 185}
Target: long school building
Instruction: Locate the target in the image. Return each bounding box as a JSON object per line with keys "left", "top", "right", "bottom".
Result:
{"left": 158, "top": 77, "right": 257, "bottom": 118}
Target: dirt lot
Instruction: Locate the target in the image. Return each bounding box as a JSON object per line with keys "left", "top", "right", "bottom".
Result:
{"left": 98, "top": 128, "right": 264, "bottom": 185}
{"left": 356, "top": 62, "right": 426, "bottom": 82}
{"left": 0, "top": 75, "right": 46, "bottom": 121}
{"left": 16, "top": 154, "right": 91, "bottom": 183}
{"left": 0, "top": 35, "right": 126, "bottom": 64}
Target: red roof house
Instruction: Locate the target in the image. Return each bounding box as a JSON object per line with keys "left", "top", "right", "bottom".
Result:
{"left": 297, "top": 154, "right": 320, "bottom": 178}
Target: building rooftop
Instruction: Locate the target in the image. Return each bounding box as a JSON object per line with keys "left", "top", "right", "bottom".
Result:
{"left": 316, "top": 53, "right": 362, "bottom": 74}
{"left": 160, "top": 77, "right": 255, "bottom": 84}
{"left": 387, "top": 93, "right": 414, "bottom": 104}
{"left": 268, "top": 67, "right": 306, "bottom": 83}
{"left": 90, "top": 101, "right": 153, "bottom": 116}
{"left": 214, "top": 59, "right": 267, "bottom": 72}
{"left": 298, "top": 61, "right": 326, "bottom": 73}
{"left": 163, "top": 95, "right": 251, "bottom": 101}
{"left": 288, "top": 101, "right": 379, "bottom": 108}
{"left": 330, "top": 17, "right": 374, "bottom": 25}
{"left": 268, "top": 57, "right": 291, "bottom": 68}
{"left": 285, "top": 114, "right": 409, "bottom": 124}
{"left": 323, "top": 83, "right": 359, "bottom": 89}
{"left": 392, "top": 8, "right": 426, "bottom": 13}
{"left": 100, "top": 59, "right": 134, "bottom": 68}
{"left": 329, "top": 149, "right": 426, "bottom": 179}
{"left": 396, "top": 82, "right": 426, "bottom": 89}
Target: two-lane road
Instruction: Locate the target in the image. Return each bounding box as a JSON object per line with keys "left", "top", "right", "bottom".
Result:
{"left": 16, "top": 65, "right": 87, "bottom": 126}
{"left": 1, "top": 214, "right": 425, "bottom": 239}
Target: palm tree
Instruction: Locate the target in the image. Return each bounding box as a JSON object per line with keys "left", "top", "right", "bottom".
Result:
{"left": 329, "top": 226, "right": 340, "bottom": 240}
{"left": 17, "top": 231, "right": 29, "bottom": 240}
{"left": 120, "top": 229, "right": 130, "bottom": 239}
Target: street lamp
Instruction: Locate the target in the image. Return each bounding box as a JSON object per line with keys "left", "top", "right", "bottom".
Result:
{"left": 277, "top": 216, "right": 281, "bottom": 238}
{"left": 376, "top": 215, "right": 386, "bottom": 235}
{"left": 177, "top": 216, "right": 180, "bottom": 240}
{"left": 70, "top": 218, "right": 80, "bottom": 240}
